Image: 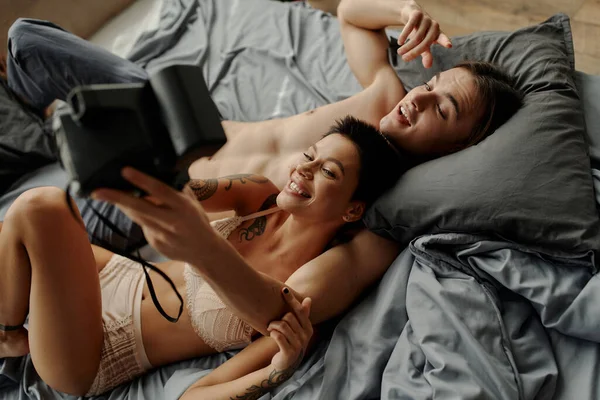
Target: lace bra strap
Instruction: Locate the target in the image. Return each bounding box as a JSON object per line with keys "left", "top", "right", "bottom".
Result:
{"left": 238, "top": 207, "right": 281, "bottom": 222}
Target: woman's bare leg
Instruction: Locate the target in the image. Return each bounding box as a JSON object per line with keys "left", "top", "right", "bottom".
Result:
{"left": 0, "top": 187, "right": 103, "bottom": 395}
{"left": 0, "top": 219, "right": 31, "bottom": 357}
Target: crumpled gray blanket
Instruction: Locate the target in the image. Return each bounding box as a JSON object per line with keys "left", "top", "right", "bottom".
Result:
{"left": 2, "top": 0, "right": 600, "bottom": 399}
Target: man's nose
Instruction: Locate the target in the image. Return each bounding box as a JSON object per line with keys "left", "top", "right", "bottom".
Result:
{"left": 412, "top": 92, "right": 435, "bottom": 111}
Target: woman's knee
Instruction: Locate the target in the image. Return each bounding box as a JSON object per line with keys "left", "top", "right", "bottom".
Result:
{"left": 6, "top": 187, "right": 78, "bottom": 225}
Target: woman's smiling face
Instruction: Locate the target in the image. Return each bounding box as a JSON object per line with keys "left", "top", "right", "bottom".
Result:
{"left": 277, "top": 133, "right": 362, "bottom": 222}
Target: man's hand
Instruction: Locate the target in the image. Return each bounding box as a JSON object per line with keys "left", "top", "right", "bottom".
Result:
{"left": 397, "top": 1, "right": 452, "bottom": 68}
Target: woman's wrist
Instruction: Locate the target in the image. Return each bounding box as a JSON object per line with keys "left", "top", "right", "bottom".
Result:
{"left": 263, "top": 363, "right": 297, "bottom": 387}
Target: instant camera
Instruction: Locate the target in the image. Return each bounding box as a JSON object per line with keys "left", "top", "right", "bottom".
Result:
{"left": 53, "top": 65, "right": 226, "bottom": 197}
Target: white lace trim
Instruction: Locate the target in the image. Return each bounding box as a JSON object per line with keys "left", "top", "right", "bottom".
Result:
{"left": 210, "top": 216, "right": 244, "bottom": 240}
{"left": 183, "top": 264, "right": 254, "bottom": 352}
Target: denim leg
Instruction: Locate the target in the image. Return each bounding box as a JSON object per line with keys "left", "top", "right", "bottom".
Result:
{"left": 6, "top": 18, "right": 149, "bottom": 111}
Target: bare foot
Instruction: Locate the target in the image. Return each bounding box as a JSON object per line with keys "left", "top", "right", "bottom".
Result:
{"left": 0, "top": 327, "right": 30, "bottom": 358}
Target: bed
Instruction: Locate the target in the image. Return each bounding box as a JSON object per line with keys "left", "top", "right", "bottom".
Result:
{"left": 2, "top": 0, "right": 600, "bottom": 399}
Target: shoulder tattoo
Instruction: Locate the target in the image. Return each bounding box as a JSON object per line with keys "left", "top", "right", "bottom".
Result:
{"left": 238, "top": 193, "right": 279, "bottom": 242}
{"left": 222, "top": 174, "right": 269, "bottom": 191}
{"left": 188, "top": 178, "right": 218, "bottom": 201}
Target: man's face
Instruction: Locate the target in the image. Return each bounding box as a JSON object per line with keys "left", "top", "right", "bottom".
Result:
{"left": 380, "top": 67, "right": 483, "bottom": 156}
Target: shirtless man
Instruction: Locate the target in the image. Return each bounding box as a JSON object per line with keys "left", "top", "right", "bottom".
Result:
{"left": 4, "top": 0, "right": 519, "bottom": 359}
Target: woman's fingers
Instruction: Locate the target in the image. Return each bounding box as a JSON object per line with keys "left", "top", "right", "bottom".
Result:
{"left": 282, "top": 312, "right": 305, "bottom": 341}
{"left": 120, "top": 167, "right": 182, "bottom": 207}
{"left": 282, "top": 288, "right": 312, "bottom": 331}
{"left": 270, "top": 329, "right": 292, "bottom": 354}
{"left": 93, "top": 189, "right": 175, "bottom": 226}
{"left": 301, "top": 297, "right": 312, "bottom": 319}
{"left": 93, "top": 188, "right": 161, "bottom": 215}
{"left": 269, "top": 321, "right": 302, "bottom": 349}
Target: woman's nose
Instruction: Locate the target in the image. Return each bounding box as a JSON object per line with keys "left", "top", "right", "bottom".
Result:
{"left": 296, "top": 162, "right": 314, "bottom": 179}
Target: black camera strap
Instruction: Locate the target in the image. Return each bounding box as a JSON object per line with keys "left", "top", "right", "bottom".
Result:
{"left": 64, "top": 186, "right": 183, "bottom": 323}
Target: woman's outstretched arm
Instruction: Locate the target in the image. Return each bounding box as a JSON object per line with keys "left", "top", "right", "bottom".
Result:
{"left": 93, "top": 167, "right": 400, "bottom": 335}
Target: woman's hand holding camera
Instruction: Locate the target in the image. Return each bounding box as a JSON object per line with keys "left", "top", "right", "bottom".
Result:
{"left": 92, "top": 167, "right": 217, "bottom": 263}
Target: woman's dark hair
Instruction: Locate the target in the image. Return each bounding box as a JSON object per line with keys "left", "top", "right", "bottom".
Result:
{"left": 322, "top": 116, "right": 414, "bottom": 206}
{"left": 454, "top": 60, "right": 523, "bottom": 146}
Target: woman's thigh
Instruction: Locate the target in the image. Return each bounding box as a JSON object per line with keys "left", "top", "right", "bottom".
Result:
{"left": 92, "top": 244, "right": 115, "bottom": 273}
{"left": 6, "top": 187, "right": 103, "bottom": 395}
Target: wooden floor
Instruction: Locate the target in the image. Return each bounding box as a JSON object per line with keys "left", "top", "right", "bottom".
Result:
{"left": 417, "top": 0, "right": 600, "bottom": 75}
{"left": 310, "top": 0, "right": 600, "bottom": 75}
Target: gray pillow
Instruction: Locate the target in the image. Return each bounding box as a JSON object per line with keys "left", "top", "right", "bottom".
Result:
{"left": 364, "top": 14, "right": 600, "bottom": 259}
{"left": 575, "top": 71, "right": 600, "bottom": 208}
{"left": 576, "top": 71, "right": 600, "bottom": 170}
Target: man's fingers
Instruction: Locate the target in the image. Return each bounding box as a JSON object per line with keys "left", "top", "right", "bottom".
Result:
{"left": 400, "top": 18, "right": 431, "bottom": 59}
{"left": 421, "top": 50, "right": 434, "bottom": 69}
{"left": 407, "top": 24, "right": 438, "bottom": 62}
{"left": 437, "top": 32, "right": 452, "bottom": 48}
{"left": 403, "top": 20, "right": 438, "bottom": 61}
{"left": 121, "top": 167, "right": 181, "bottom": 207}
{"left": 397, "top": 11, "right": 422, "bottom": 49}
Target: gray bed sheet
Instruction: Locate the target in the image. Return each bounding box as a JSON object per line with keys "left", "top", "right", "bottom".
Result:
{"left": 2, "top": 0, "right": 600, "bottom": 399}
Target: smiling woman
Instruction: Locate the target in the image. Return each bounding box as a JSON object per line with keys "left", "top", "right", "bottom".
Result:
{"left": 278, "top": 116, "right": 406, "bottom": 223}
{"left": 0, "top": 115, "right": 409, "bottom": 398}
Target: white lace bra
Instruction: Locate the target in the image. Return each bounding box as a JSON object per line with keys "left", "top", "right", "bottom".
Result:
{"left": 183, "top": 206, "right": 281, "bottom": 352}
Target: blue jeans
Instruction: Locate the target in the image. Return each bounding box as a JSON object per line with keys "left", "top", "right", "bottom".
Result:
{"left": 5, "top": 18, "right": 149, "bottom": 251}
{"left": 6, "top": 18, "right": 148, "bottom": 111}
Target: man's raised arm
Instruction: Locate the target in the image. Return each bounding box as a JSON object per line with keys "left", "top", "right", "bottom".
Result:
{"left": 337, "top": 0, "right": 451, "bottom": 90}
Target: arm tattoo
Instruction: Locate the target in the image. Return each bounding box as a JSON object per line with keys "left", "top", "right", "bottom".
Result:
{"left": 239, "top": 193, "right": 278, "bottom": 242}
{"left": 188, "top": 179, "right": 218, "bottom": 201}
{"left": 223, "top": 174, "right": 269, "bottom": 191}
{"left": 230, "top": 350, "right": 305, "bottom": 400}
{"left": 188, "top": 174, "right": 268, "bottom": 201}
